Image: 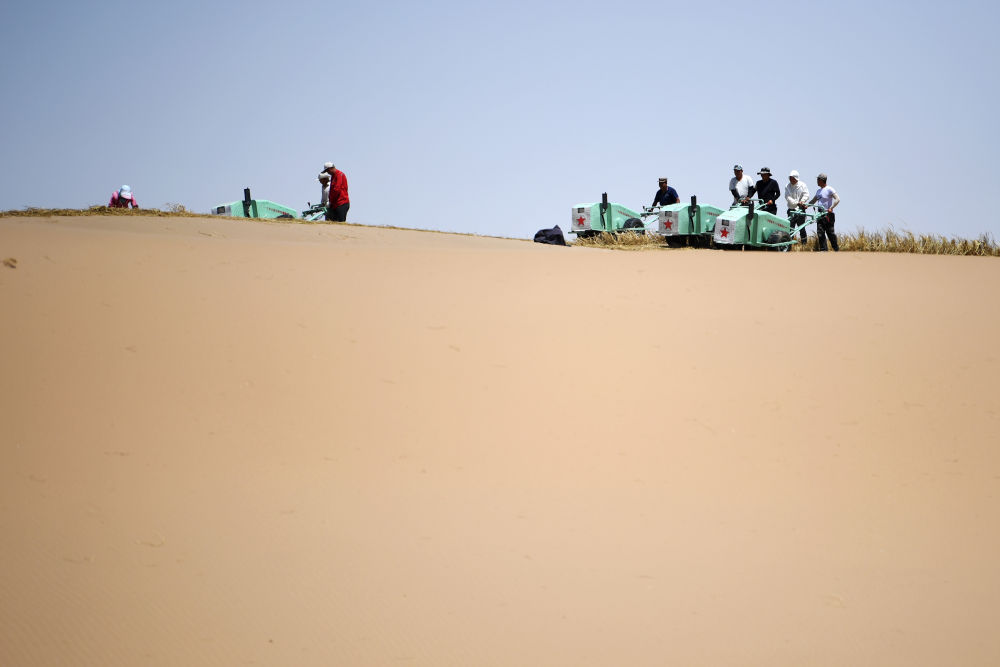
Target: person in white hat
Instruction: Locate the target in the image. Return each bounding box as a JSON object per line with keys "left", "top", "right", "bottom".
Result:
{"left": 109, "top": 185, "right": 138, "bottom": 209}
{"left": 784, "top": 170, "right": 810, "bottom": 245}
{"left": 318, "top": 172, "right": 331, "bottom": 207}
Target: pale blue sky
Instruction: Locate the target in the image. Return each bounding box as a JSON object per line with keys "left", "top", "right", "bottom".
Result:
{"left": 2, "top": 0, "right": 998, "bottom": 240}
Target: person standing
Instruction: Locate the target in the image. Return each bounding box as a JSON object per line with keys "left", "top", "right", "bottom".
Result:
{"left": 109, "top": 185, "right": 138, "bottom": 209}
{"left": 808, "top": 173, "right": 841, "bottom": 251}
{"left": 728, "top": 164, "right": 756, "bottom": 204}
{"left": 754, "top": 167, "right": 780, "bottom": 214}
{"left": 784, "top": 170, "right": 810, "bottom": 244}
{"left": 322, "top": 161, "right": 349, "bottom": 222}
{"left": 318, "top": 171, "right": 331, "bottom": 207}
{"left": 651, "top": 177, "right": 679, "bottom": 207}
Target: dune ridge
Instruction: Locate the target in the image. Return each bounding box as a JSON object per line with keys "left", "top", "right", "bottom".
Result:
{"left": 2, "top": 215, "right": 998, "bottom": 666}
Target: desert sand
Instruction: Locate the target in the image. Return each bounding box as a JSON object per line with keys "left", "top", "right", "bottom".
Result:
{"left": 1, "top": 214, "right": 999, "bottom": 666}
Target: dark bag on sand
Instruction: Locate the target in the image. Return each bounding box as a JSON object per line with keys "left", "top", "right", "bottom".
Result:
{"left": 533, "top": 225, "right": 567, "bottom": 246}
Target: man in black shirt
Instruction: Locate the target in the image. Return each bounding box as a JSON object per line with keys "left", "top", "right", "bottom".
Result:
{"left": 652, "top": 178, "right": 679, "bottom": 207}
{"left": 754, "top": 167, "right": 780, "bottom": 214}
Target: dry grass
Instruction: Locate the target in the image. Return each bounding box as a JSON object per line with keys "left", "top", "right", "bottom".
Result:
{"left": 572, "top": 231, "right": 666, "bottom": 249}
{"left": 839, "top": 228, "right": 998, "bottom": 256}
{"left": 789, "top": 228, "right": 999, "bottom": 256}
{"left": 576, "top": 228, "right": 999, "bottom": 256}
{"left": 0, "top": 206, "right": 220, "bottom": 219}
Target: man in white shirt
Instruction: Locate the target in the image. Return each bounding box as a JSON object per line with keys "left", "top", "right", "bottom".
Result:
{"left": 728, "top": 164, "right": 756, "bottom": 205}
{"left": 785, "top": 170, "right": 810, "bottom": 245}
{"left": 318, "top": 172, "right": 331, "bottom": 207}
{"left": 808, "top": 173, "right": 841, "bottom": 251}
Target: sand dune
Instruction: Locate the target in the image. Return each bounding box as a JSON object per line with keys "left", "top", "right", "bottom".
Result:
{"left": 2, "top": 214, "right": 999, "bottom": 666}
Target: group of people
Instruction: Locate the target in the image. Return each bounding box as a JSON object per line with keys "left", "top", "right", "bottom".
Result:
{"left": 652, "top": 167, "right": 842, "bottom": 251}
{"left": 728, "top": 165, "right": 841, "bottom": 251}
{"left": 106, "top": 161, "right": 352, "bottom": 223}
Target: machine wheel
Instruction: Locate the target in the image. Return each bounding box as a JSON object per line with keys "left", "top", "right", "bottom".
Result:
{"left": 664, "top": 236, "right": 686, "bottom": 248}
{"left": 622, "top": 218, "right": 645, "bottom": 233}
{"left": 689, "top": 235, "right": 711, "bottom": 249}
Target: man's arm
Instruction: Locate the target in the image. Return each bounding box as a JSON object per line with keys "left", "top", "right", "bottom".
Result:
{"left": 829, "top": 190, "right": 840, "bottom": 212}
{"left": 765, "top": 181, "right": 778, "bottom": 205}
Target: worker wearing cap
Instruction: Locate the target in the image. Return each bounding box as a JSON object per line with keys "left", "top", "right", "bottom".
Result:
{"left": 754, "top": 167, "right": 780, "bottom": 214}
{"left": 808, "top": 173, "right": 840, "bottom": 251}
{"left": 318, "top": 172, "right": 331, "bottom": 207}
{"left": 322, "top": 161, "right": 350, "bottom": 222}
{"left": 651, "top": 177, "right": 679, "bottom": 207}
{"left": 109, "top": 185, "right": 138, "bottom": 209}
{"left": 785, "top": 170, "right": 810, "bottom": 245}
{"left": 728, "top": 164, "right": 756, "bottom": 205}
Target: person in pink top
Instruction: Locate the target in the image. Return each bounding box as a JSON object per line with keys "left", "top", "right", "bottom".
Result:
{"left": 109, "top": 185, "right": 138, "bottom": 209}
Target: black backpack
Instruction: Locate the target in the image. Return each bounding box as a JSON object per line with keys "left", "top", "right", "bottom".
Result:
{"left": 533, "top": 225, "right": 567, "bottom": 246}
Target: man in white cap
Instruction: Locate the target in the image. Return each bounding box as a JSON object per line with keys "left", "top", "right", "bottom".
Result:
{"left": 785, "top": 170, "right": 810, "bottom": 245}
{"left": 318, "top": 171, "right": 331, "bottom": 207}
{"left": 109, "top": 185, "right": 138, "bottom": 209}
{"left": 321, "top": 162, "right": 350, "bottom": 221}
{"left": 728, "top": 164, "right": 756, "bottom": 205}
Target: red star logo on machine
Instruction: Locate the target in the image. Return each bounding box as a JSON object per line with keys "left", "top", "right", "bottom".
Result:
{"left": 665, "top": 220, "right": 673, "bottom": 230}
{"left": 720, "top": 228, "right": 729, "bottom": 238}
{"left": 576, "top": 216, "right": 585, "bottom": 224}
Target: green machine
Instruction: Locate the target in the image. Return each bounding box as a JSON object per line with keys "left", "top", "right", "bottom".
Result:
{"left": 712, "top": 200, "right": 820, "bottom": 250}
{"left": 212, "top": 188, "right": 299, "bottom": 219}
{"left": 647, "top": 196, "right": 725, "bottom": 248}
{"left": 570, "top": 193, "right": 651, "bottom": 238}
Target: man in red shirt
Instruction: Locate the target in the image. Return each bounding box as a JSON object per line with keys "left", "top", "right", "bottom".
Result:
{"left": 322, "top": 162, "right": 350, "bottom": 221}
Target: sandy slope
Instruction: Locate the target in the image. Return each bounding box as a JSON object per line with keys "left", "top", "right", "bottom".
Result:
{"left": 1, "top": 215, "right": 999, "bottom": 666}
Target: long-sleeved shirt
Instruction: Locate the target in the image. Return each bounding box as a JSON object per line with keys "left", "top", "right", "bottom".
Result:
{"left": 784, "top": 180, "right": 810, "bottom": 210}
{"left": 755, "top": 178, "right": 780, "bottom": 207}
{"left": 109, "top": 192, "right": 137, "bottom": 208}
{"left": 329, "top": 169, "right": 349, "bottom": 207}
